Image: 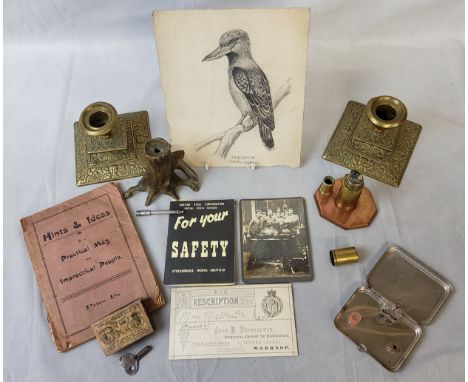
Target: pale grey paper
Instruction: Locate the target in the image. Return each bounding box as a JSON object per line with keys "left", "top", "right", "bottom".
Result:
{"left": 4, "top": 1, "right": 464, "bottom": 381}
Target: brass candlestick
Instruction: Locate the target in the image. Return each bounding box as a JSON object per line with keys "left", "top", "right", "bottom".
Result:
{"left": 74, "top": 101, "right": 151, "bottom": 186}
{"left": 322, "top": 95, "right": 421, "bottom": 187}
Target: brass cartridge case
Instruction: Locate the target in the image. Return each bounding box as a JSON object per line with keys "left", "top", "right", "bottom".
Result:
{"left": 330, "top": 247, "right": 359, "bottom": 266}
{"left": 336, "top": 170, "right": 364, "bottom": 211}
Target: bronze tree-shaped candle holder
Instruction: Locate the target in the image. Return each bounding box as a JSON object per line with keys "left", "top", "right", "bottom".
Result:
{"left": 124, "top": 138, "right": 200, "bottom": 206}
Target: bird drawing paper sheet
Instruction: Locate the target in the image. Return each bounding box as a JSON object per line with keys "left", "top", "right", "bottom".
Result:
{"left": 153, "top": 9, "right": 310, "bottom": 168}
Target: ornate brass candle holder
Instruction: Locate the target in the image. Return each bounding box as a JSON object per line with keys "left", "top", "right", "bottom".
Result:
{"left": 314, "top": 170, "right": 377, "bottom": 230}
{"left": 74, "top": 102, "right": 151, "bottom": 186}
{"left": 124, "top": 138, "right": 200, "bottom": 206}
{"left": 322, "top": 96, "right": 421, "bottom": 187}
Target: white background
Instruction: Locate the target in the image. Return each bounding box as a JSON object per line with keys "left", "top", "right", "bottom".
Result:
{"left": 4, "top": 1, "right": 464, "bottom": 381}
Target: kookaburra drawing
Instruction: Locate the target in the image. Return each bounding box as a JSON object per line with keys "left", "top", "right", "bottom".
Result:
{"left": 202, "top": 29, "right": 276, "bottom": 150}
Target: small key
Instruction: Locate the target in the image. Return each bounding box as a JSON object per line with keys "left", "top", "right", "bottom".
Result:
{"left": 120, "top": 345, "right": 152, "bottom": 376}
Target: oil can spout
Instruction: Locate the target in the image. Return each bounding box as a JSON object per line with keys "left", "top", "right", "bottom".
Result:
{"left": 318, "top": 176, "right": 335, "bottom": 197}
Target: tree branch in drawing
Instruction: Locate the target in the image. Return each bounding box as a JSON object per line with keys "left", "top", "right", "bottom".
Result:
{"left": 194, "top": 79, "right": 291, "bottom": 158}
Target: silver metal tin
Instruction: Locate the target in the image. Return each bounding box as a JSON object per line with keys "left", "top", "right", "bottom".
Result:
{"left": 334, "top": 245, "right": 452, "bottom": 371}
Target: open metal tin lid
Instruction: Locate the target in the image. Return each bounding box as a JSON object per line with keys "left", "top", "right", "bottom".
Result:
{"left": 335, "top": 245, "right": 452, "bottom": 371}
{"left": 334, "top": 286, "right": 422, "bottom": 371}
{"left": 367, "top": 246, "right": 452, "bottom": 325}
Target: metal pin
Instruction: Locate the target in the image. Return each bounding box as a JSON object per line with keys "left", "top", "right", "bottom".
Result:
{"left": 136, "top": 210, "right": 184, "bottom": 216}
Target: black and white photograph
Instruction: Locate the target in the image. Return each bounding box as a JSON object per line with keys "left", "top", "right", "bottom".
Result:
{"left": 240, "top": 197, "right": 313, "bottom": 283}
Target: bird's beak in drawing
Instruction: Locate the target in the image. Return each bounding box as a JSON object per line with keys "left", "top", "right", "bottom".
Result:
{"left": 202, "top": 45, "right": 232, "bottom": 61}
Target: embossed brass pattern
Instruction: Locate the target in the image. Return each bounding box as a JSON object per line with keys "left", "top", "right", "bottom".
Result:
{"left": 314, "top": 170, "right": 377, "bottom": 230}
{"left": 74, "top": 102, "right": 151, "bottom": 186}
{"left": 330, "top": 247, "right": 360, "bottom": 266}
{"left": 322, "top": 96, "right": 421, "bottom": 187}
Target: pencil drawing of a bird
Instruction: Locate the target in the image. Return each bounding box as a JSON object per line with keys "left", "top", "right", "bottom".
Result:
{"left": 203, "top": 29, "right": 275, "bottom": 150}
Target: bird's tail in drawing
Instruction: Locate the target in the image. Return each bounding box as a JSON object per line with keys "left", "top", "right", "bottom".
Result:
{"left": 259, "top": 123, "right": 274, "bottom": 150}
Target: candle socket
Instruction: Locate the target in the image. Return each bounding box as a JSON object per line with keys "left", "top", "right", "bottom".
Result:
{"left": 74, "top": 101, "right": 151, "bottom": 186}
